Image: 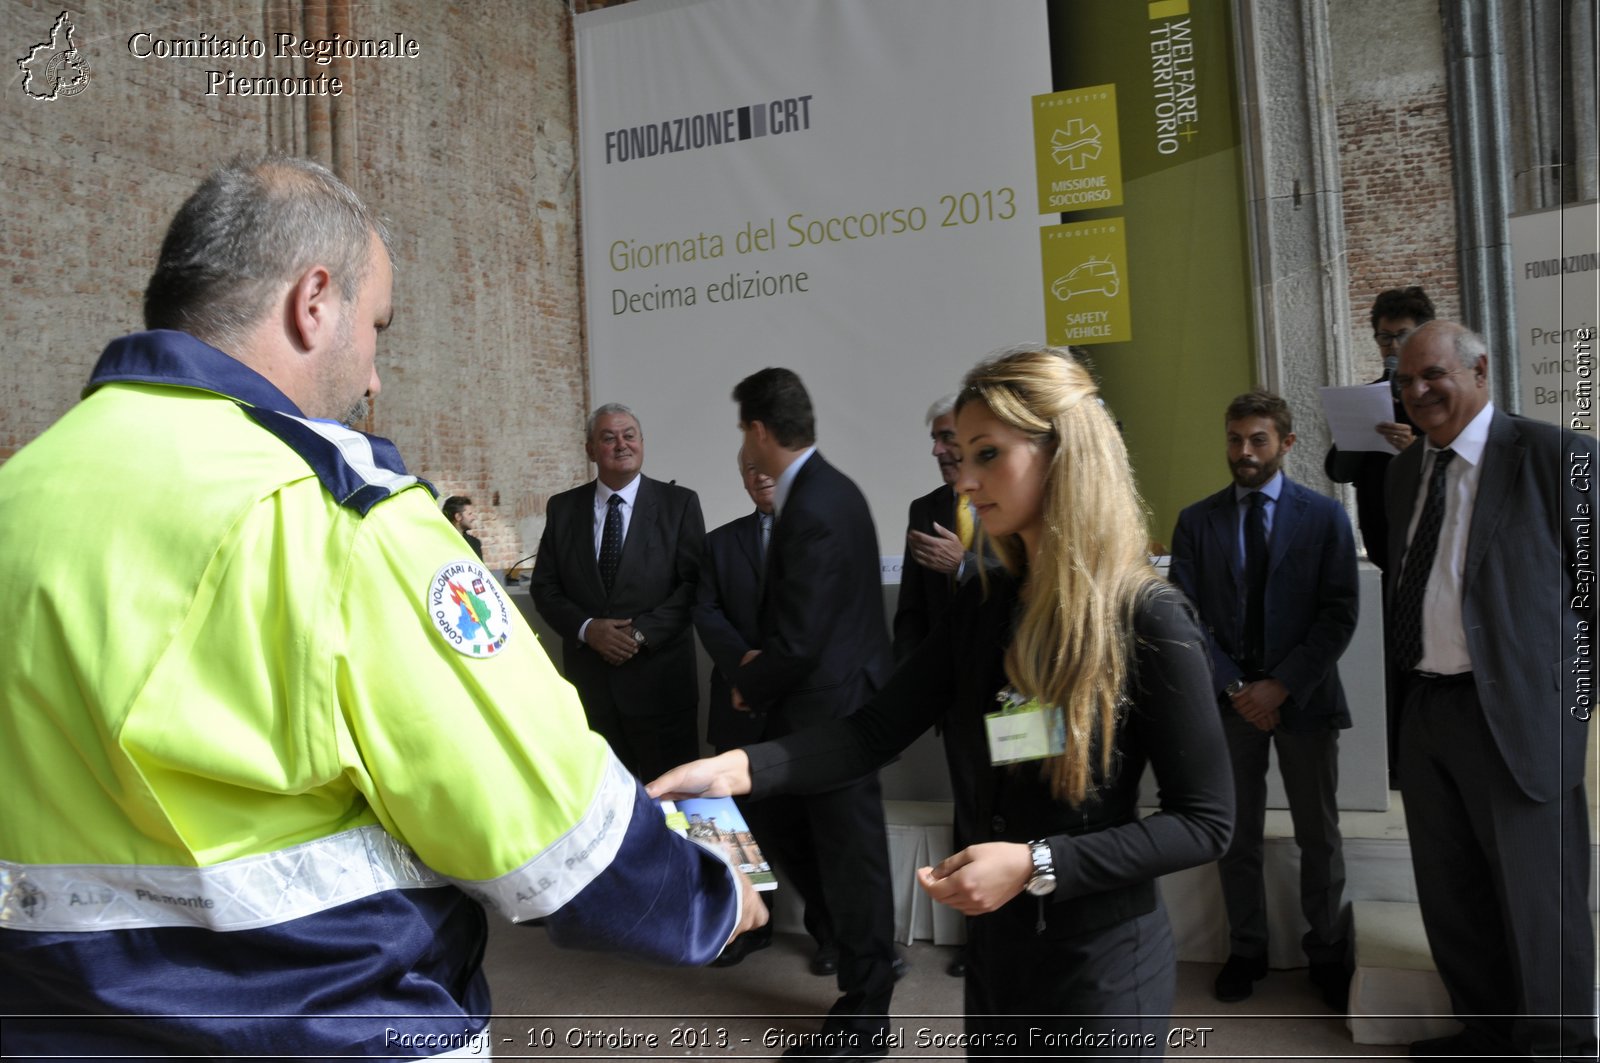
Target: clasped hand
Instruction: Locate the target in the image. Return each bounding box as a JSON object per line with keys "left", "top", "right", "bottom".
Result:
{"left": 915, "top": 841, "right": 1034, "bottom": 916}
{"left": 585, "top": 617, "right": 637, "bottom": 666}
{"left": 1230, "top": 677, "right": 1288, "bottom": 732}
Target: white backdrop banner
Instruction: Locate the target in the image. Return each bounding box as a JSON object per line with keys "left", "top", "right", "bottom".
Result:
{"left": 1509, "top": 201, "right": 1598, "bottom": 430}
{"left": 575, "top": 0, "right": 1052, "bottom": 550}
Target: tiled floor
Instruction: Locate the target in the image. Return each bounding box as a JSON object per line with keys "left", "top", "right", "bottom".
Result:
{"left": 481, "top": 925, "right": 1399, "bottom": 1061}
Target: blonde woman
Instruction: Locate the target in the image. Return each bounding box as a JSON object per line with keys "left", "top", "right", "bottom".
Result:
{"left": 652, "top": 347, "right": 1231, "bottom": 1057}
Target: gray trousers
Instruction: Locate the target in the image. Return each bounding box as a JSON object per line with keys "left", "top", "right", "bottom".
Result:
{"left": 1399, "top": 675, "right": 1597, "bottom": 1060}
{"left": 1217, "top": 709, "right": 1348, "bottom": 964}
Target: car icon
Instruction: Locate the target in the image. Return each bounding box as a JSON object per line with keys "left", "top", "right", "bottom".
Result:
{"left": 1051, "top": 257, "right": 1120, "bottom": 301}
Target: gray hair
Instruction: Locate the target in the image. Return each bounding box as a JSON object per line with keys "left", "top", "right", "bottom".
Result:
{"left": 1400, "top": 320, "right": 1488, "bottom": 368}
{"left": 143, "top": 156, "right": 390, "bottom": 350}
{"left": 586, "top": 402, "right": 641, "bottom": 438}
{"left": 925, "top": 394, "right": 958, "bottom": 425}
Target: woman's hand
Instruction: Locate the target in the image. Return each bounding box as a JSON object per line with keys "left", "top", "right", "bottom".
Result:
{"left": 916, "top": 841, "right": 1036, "bottom": 915}
{"left": 646, "top": 749, "right": 753, "bottom": 800}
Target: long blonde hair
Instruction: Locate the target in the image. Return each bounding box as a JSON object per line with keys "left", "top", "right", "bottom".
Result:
{"left": 957, "top": 345, "right": 1162, "bottom": 804}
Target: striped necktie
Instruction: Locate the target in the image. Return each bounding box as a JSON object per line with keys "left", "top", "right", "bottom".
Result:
{"left": 1392, "top": 448, "right": 1455, "bottom": 672}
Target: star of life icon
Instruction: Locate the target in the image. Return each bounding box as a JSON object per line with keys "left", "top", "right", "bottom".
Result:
{"left": 1050, "top": 119, "right": 1103, "bottom": 170}
{"left": 18, "top": 11, "right": 91, "bottom": 101}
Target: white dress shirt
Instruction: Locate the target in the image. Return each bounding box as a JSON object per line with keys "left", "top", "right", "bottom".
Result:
{"left": 771, "top": 446, "right": 816, "bottom": 521}
{"left": 579, "top": 474, "right": 642, "bottom": 641}
{"left": 1402, "top": 402, "right": 1494, "bottom": 676}
{"left": 592, "top": 474, "right": 641, "bottom": 554}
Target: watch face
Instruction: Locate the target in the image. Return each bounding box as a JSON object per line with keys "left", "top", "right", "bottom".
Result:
{"left": 1025, "top": 873, "right": 1057, "bottom": 897}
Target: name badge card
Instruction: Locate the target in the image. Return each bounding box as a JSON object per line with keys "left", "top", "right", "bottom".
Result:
{"left": 985, "top": 689, "right": 1068, "bottom": 765}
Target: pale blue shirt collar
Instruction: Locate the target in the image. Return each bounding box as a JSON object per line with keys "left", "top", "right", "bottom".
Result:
{"left": 1233, "top": 469, "right": 1284, "bottom": 507}
{"left": 1422, "top": 401, "right": 1494, "bottom": 468}
{"left": 1233, "top": 470, "right": 1284, "bottom": 564}
{"left": 772, "top": 446, "right": 816, "bottom": 520}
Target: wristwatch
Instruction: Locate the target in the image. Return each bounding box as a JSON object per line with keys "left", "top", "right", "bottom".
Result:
{"left": 631, "top": 629, "right": 646, "bottom": 649}
{"left": 1224, "top": 678, "right": 1247, "bottom": 696}
{"left": 1024, "top": 839, "right": 1056, "bottom": 896}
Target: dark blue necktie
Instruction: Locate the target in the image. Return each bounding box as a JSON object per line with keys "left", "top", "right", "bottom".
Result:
{"left": 1243, "top": 491, "right": 1268, "bottom": 671}
{"left": 599, "top": 494, "right": 624, "bottom": 592}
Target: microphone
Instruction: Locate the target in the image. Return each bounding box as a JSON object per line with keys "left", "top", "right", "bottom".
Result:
{"left": 503, "top": 552, "right": 538, "bottom": 585}
{"left": 1383, "top": 354, "right": 1400, "bottom": 402}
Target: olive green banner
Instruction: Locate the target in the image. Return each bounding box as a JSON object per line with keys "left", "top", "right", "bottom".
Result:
{"left": 1044, "top": 0, "right": 1254, "bottom": 549}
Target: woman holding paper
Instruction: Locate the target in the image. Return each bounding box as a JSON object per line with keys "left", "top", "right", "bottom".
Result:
{"left": 651, "top": 346, "right": 1231, "bottom": 1056}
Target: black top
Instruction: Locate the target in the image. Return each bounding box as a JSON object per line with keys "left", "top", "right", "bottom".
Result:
{"left": 747, "top": 572, "right": 1233, "bottom": 939}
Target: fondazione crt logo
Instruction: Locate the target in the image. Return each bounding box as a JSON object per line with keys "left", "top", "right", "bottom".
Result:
{"left": 17, "top": 10, "right": 91, "bottom": 101}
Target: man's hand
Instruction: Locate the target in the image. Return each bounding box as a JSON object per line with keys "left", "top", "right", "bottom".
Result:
{"left": 731, "top": 649, "right": 762, "bottom": 711}
{"left": 1230, "top": 678, "right": 1288, "bottom": 732}
{"left": 907, "top": 523, "right": 964, "bottom": 575}
{"left": 646, "top": 749, "right": 753, "bottom": 800}
{"left": 1376, "top": 420, "right": 1414, "bottom": 452}
{"left": 915, "top": 842, "right": 1034, "bottom": 916}
{"left": 730, "top": 870, "right": 770, "bottom": 940}
{"left": 584, "top": 618, "right": 638, "bottom": 666}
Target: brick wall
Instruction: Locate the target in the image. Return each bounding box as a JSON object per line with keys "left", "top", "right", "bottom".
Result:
{"left": 1, "top": 0, "right": 589, "bottom": 565}
{"left": 1328, "top": 0, "right": 1462, "bottom": 381}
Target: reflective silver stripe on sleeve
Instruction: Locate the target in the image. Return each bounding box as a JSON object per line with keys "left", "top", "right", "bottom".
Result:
{"left": 446, "top": 751, "right": 637, "bottom": 922}
{"left": 0, "top": 825, "right": 443, "bottom": 932}
{"left": 295, "top": 416, "right": 417, "bottom": 494}
{"left": 1, "top": 752, "right": 639, "bottom": 933}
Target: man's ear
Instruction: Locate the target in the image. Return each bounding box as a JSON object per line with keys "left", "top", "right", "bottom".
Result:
{"left": 288, "top": 264, "right": 337, "bottom": 352}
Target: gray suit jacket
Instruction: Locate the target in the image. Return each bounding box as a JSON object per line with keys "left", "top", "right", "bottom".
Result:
{"left": 1384, "top": 410, "right": 1595, "bottom": 802}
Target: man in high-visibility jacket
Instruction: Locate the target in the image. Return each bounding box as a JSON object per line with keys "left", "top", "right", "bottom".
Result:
{"left": 0, "top": 157, "right": 761, "bottom": 1058}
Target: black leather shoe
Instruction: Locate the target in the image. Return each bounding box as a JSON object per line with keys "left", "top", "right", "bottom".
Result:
{"left": 809, "top": 944, "right": 838, "bottom": 976}
{"left": 710, "top": 925, "right": 773, "bottom": 967}
{"left": 1309, "top": 959, "right": 1350, "bottom": 1011}
{"left": 1213, "top": 953, "right": 1268, "bottom": 1003}
{"left": 946, "top": 950, "right": 967, "bottom": 977}
{"left": 891, "top": 956, "right": 909, "bottom": 981}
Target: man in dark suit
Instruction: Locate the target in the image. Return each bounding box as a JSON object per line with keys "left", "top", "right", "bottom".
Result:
{"left": 890, "top": 394, "right": 982, "bottom": 980}
{"left": 693, "top": 448, "right": 820, "bottom": 968}
{"left": 1384, "top": 321, "right": 1595, "bottom": 1060}
{"left": 1325, "top": 286, "right": 1433, "bottom": 572}
{"left": 530, "top": 403, "right": 705, "bottom": 781}
{"left": 892, "top": 394, "right": 978, "bottom": 662}
{"left": 1170, "top": 389, "right": 1359, "bottom": 1010}
{"left": 696, "top": 450, "right": 777, "bottom": 755}
{"left": 730, "top": 367, "right": 897, "bottom": 1060}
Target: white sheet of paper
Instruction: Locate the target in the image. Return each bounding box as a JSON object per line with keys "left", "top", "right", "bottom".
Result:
{"left": 1319, "top": 382, "right": 1401, "bottom": 454}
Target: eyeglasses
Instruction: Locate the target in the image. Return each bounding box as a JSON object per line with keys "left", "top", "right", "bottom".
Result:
{"left": 1374, "top": 329, "right": 1412, "bottom": 347}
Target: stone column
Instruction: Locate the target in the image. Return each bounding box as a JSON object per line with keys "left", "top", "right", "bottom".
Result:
{"left": 1232, "top": 0, "right": 1352, "bottom": 489}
